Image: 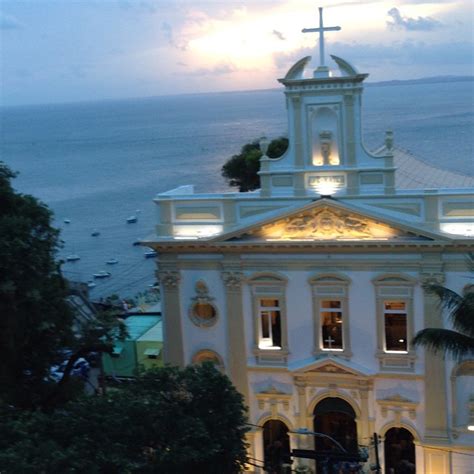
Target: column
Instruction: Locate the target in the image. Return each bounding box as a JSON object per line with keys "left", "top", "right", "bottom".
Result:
{"left": 221, "top": 270, "right": 249, "bottom": 402}
{"left": 421, "top": 273, "right": 449, "bottom": 443}
{"left": 157, "top": 269, "right": 184, "bottom": 367}
{"left": 252, "top": 428, "right": 264, "bottom": 473}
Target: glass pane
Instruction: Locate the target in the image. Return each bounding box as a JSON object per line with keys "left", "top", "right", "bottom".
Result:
{"left": 384, "top": 301, "right": 406, "bottom": 311}
{"left": 271, "top": 311, "right": 281, "bottom": 347}
{"left": 385, "top": 313, "right": 407, "bottom": 351}
{"left": 321, "top": 311, "right": 343, "bottom": 349}
{"left": 261, "top": 299, "right": 279, "bottom": 307}
{"left": 261, "top": 311, "right": 270, "bottom": 338}
{"left": 321, "top": 300, "right": 341, "bottom": 309}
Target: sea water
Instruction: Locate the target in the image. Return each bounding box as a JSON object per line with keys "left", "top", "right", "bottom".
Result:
{"left": 1, "top": 80, "right": 473, "bottom": 298}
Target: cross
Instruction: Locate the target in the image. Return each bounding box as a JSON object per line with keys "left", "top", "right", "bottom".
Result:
{"left": 302, "top": 7, "right": 341, "bottom": 68}
{"left": 324, "top": 336, "right": 335, "bottom": 348}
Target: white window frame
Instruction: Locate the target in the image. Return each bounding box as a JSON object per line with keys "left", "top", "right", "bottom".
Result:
{"left": 309, "top": 274, "right": 352, "bottom": 359}
{"left": 258, "top": 298, "right": 282, "bottom": 350}
{"left": 383, "top": 300, "right": 408, "bottom": 353}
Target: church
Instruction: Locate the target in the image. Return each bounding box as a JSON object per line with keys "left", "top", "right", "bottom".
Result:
{"left": 145, "top": 9, "right": 474, "bottom": 473}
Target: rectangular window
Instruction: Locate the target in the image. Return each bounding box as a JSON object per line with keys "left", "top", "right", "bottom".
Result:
{"left": 384, "top": 301, "right": 408, "bottom": 352}
{"left": 258, "top": 298, "right": 281, "bottom": 350}
{"left": 320, "top": 300, "right": 343, "bottom": 350}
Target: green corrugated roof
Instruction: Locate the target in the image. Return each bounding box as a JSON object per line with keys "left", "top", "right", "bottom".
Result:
{"left": 137, "top": 320, "right": 163, "bottom": 342}
{"left": 124, "top": 316, "right": 160, "bottom": 340}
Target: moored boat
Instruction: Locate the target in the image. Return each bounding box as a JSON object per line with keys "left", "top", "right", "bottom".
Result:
{"left": 91, "top": 230, "right": 100, "bottom": 237}
{"left": 144, "top": 250, "right": 157, "bottom": 259}
{"left": 106, "top": 258, "right": 119, "bottom": 265}
{"left": 93, "top": 270, "right": 111, "bottom": 279}
{"left": 126, "top": 216, "right": 138, "bottom": 224}
{"left": 66, "top": 254, "right": 81, "bottom": 262}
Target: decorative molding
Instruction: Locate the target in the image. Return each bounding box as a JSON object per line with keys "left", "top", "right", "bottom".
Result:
{"left": 420, "top": 272, "right": 445, "bottom": 286}
{"left": 377, "top": 394, "right": 419, "bottom": 421}
{"left": 188, "top": 280, "right": 218, "bottom": 328}
{"left": 256, "top": 385, "right": 293, "bottom": 413}
{"left": 157, "top": 270, "right": 180, "bottom": 289}
{"left": 221, "top": 271, "right": 244, "bottom": 289}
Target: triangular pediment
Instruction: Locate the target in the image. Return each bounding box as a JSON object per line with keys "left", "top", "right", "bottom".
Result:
{"left": 211, "top": 199, "right": 447, "bottom": 243}
{"left": 291, "top": 356, "right": 372, "bottom": 378}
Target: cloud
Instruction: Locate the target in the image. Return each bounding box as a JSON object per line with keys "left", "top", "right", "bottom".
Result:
{"left": 387, "top": 7, "right": 442, "bottom": 31}
{"left": 272, "top": 29, "right": 286, "bottom": 41}
{"left": 186, "top": 63, "right": 237, "bottom": 77}
{"left": 0, "top": 13, "right": 23, "bottom": 30}
{"left": 161, "top": 21, "right": 188, "bottom": 51}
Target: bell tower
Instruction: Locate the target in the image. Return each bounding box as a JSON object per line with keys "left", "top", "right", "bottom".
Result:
{"left": 259, "top": 8, "right": 395, "bottom": 198}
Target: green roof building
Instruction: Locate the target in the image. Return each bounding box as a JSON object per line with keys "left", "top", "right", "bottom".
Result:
{"left": 102, "top": 315, "right": 163, "bottom": 378}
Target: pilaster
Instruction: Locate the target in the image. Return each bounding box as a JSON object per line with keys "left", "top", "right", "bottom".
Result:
{"left": 221, "top": 268, "right": 249, "bottom": 403}
{"left": 420, "top": 271, "right": 449, "bottom": 443}
{"left": 157, "top": 267, "right": 184, "bottom": 367}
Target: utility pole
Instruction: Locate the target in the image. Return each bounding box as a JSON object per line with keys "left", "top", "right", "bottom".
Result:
{"left": 373, "top": 433, "right": 381, "bottom": 474}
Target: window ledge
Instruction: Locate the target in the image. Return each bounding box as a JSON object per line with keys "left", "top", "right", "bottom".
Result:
{"left": 376, "top": 350, "right": 416, "bottom": 372}
{"left": 254, "top": 347, "right": 289, "bottom": 365}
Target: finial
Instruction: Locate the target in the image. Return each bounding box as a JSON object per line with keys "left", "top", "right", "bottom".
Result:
{"left": 385, "top": 130, "right": 394, "bottom": 150}
{"left": 259, "top": 136, "right": 270, "bottom": 156}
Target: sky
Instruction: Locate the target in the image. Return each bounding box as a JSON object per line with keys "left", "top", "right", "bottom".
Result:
{"left": 1, "top": 0, "right": 473, "bottom": 106}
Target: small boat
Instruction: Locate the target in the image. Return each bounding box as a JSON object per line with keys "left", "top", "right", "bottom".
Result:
{"left": 144, "top": 250, "right": 157, "bottom": 259}
{"left": 66, "top": 254, "right": 81, "bottom": 262}
{"left": 64, "top": 219, "right": 71, "bottom": 224}
{"left": 132, "top": 240, "right": 141, "bottom": 246}
{"left": 87, "top": 281, "right": 96, "bottom": 289}
{"left": 126, "top": 216, "right": 138, "bottom": 224}
{"left": 93, "top": 271, "right": 111, "bottom": 279}
{"left": 106, "top": 258, "right": 119, "bottom": 265}
{"left": 91, "top": 230, "right": 100, "bottom": 237}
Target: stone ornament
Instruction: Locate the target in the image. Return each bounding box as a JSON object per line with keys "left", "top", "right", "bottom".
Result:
{"left": 221, "top": 271, "right": 244, "bottom": 289}
{"left": 157, "top": 270, "right": 180, "bottom": 289}
{"left": 189, "top": 280, "right": 218, "bottom": 328}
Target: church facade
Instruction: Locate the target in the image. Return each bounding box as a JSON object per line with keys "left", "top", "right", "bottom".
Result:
{"left": 146, "top": 14, "right": 474, "bottom": 473}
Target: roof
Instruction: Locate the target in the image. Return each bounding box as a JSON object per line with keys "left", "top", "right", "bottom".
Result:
{"left": 390, "top": 147, "right": 474, "bottom": 190}
{"left": 137, "top": 320, "right": 163, "bottom": 342}
{"left": 124, "top": 316, "right": 160, "bottom": 340}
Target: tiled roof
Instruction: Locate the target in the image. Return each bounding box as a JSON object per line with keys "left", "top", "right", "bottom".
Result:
{"left": 391, "top": 147, "right": 474, "bottom": 190}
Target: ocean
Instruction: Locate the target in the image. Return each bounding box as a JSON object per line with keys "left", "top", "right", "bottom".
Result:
{"left": 1, "top": 80, "right": 473, "bottom": 298}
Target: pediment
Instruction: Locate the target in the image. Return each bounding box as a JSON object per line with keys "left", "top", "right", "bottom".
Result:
{"left": 212, "top": 199, "right": 444, "bottom": 243}
{"left": 292, "top": 357, "right": 372, "bottom": 378}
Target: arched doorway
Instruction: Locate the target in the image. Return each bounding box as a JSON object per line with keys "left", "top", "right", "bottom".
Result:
{"left": 384, "top": 427, "right": 416, "bottom": 473}
{"left": 262, "top": 420, "right": 291, "bottom": 474}
{"left": 313, "top": 397, "right": 358, "bottom": 473}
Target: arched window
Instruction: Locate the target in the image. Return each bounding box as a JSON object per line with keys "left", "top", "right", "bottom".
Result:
{"left": 191, "top": 350, "right": 224, "bottom": 370}
{"left": 313, "top": 397, "right": 358, "bottom": 453}
{"left": 262, "top": 420, "right": 291, "bottom": 474}
{"left": 384, "top": 427, "right": 416, "bottom": 473}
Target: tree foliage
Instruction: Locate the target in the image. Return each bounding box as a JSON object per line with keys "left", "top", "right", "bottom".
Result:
{"left": 221, "top": 137, "right": 289, "bottom": 192}
{"left": 0, "top": 162, "right": 125, "bottom": 409}
{"left": 0, "top": 364, "right": 249, "bottom": 473}
{"left": 413, "top": 280, "right": 474, "bottom": 359}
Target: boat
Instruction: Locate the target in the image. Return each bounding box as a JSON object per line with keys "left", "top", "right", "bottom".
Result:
{"left": 144, "top": 250, "right": 157, "bottom": 259}
{"left": 87, "top": 281, "right": 96, "bottom": 289}
{"left": 106, "top": 258, "right": 119, "bottom": 265}
{"left": 93, "top": 271, "right": 111, "bottom": 279}
{"left": 126, "top": 216, "right": 138, "bottom": 224}
{"left": 66, "top": 254, "right": 81, "bottom": 262}
{"left": 132, "top": 240, "right": 141, "bottom": 246}
{"left": 91, "top": 230, "right": 100, "bottom": 237}
{"left": 64, "top": 219, "right": 71, "bottom": 224}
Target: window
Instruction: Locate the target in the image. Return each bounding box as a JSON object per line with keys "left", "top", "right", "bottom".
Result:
{"left": 384, "top": 301, "right": 407, "bottom": 352}
{"left": 248, "top": 273, "right": 288, "bottom": 364}
{"left": 192, "top": 349, "right": 224, "bottom": 370}
{"left": 310, "top": 274, "right": 352, "bottom": 358}
{"left": 321, "top": 300, "right": 343, "bottom": 351}
{"left": 259, "top": 299, "right": 282, "bottom": 349}
{"left": 373, "top": 274, "right": 416, "bottom": 371}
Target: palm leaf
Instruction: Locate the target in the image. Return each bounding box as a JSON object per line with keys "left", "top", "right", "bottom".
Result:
{"left": 412, "top": 328, "right": 474, "bottom": 360}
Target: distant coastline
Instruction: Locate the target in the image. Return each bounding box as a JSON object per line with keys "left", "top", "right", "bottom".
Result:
{"left": 366, "top": 75, "right": 474, "bottom": 87}
{"left": 1, "top": 75, "right": 473, "bottom": 109}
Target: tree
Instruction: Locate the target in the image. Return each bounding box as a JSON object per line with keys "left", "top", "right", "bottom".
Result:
{"left": 413, "top": 281, "right": 474, "bottom": 359}
{"left": 222, "top": 137, "right": 289, "bottom": 192}
{"left": 0, "top": 364, "right": 249, "bottom": 473}
{"left": 0, "top": 162, "right": 124, "bottom": 409}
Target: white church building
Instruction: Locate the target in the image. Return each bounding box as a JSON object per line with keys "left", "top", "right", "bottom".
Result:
{"left": 145, "top": 9, "right": 474, "bottom": 473}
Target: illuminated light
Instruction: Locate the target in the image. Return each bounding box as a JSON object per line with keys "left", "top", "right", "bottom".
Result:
{"left": 313, "top": 181, "right": 341, "bottom": 196}
{"left": 398, "top": 339, "right": 405, "bottom": 343}
{"left": 173, "top": 225, "right": 223, "bottom": 239}
{"left": 468, "top": 425, "right": 474, "bottom": 432}
{"left": 440, "top": 223, "right": 474, "bottom": 237}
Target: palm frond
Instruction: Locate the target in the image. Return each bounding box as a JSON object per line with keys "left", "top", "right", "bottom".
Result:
{"left": 423, "top": 283, "right": 462, "bottom": 312}
{"left": 449, "top": 292, "right": 474, "bottom": 337}
{"left": 412, "top": 328, "right": 474, "bottom": 360}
